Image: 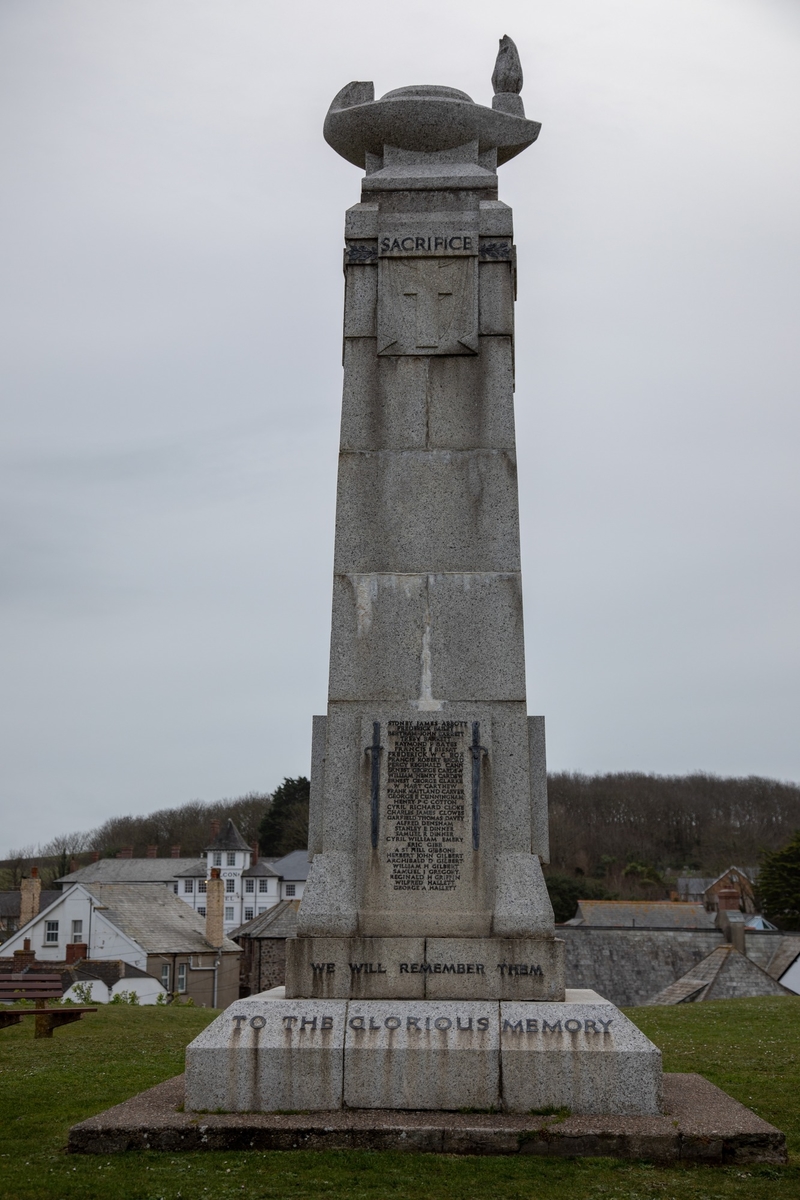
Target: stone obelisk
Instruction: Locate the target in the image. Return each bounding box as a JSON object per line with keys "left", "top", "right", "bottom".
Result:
{"left": 186, "top": 40, "right": 662, "bottom": 1115}
{"left": 286, "top": 37, "right": 562, "bottom": 1000}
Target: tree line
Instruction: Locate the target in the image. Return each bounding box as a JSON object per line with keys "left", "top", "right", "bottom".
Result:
{"left": 3, "top": 771, "right": 800, "bottom": 901}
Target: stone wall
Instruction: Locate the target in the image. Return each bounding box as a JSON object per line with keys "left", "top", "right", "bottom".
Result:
{"left": 560, "top": 927, "right": 800, "bottom": 1005}
{"left": 239, "top": 937, "right": 287, "bottom": 995}
{"left": 560, "top": 928, "right": 724, "bottom": 1006}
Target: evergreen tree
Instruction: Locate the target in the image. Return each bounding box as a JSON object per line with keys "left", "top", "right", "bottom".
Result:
{"left": 759, "top": 831, "right": 800, "bottom": 926}
{"left": 258, "top": 777, "right": 310, "bottom": 857}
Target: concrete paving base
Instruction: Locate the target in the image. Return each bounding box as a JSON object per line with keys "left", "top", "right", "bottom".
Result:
{"left": 68, "top": 1073, "right": 786, "bottom": 1164}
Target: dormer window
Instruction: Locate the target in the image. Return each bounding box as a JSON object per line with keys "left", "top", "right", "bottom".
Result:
{"left": 227, "top": 852, "right": 236, "bottom": 866}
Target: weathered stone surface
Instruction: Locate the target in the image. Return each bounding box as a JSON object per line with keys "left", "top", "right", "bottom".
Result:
{"left": 500, "top": 1001, "right": 663, "bottom": 1115}
{"left": 70, "top": 1072, "right": 787, "bottom": 1163}
{"left": 185, "top": 999, "right": 346, "bottom": 1112}
{"left": 285, "top": 936, "right": 426, "bottom": 1000}
{"left": 344, "top": 1000, "right": 499, "bottom": 1110}
{"left": 424, "top": 937, "right": 564, "bottom": 1000}
{"left": 333, "top": 449, "right": 521, "bottom": 575}
{"left": 328, "top": 574, "right": 526, "bottom": 703}
{"left": 285, "top": 936, "right": 564, "bottom": 1000}
{"left": 307, "top": 715, "right": 326, "bottom": 858}
{"left": 528, "top": 715, "right": 549, "bottom": 861}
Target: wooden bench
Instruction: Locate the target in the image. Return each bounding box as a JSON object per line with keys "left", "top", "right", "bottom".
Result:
{"left": 0, "top": 974, "right": 97, "bottom": 1038}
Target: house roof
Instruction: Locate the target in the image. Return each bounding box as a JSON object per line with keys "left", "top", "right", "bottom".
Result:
{"left": 205, "top": 819, "right": 251, "bottom": 852}
{"left": 569, "top": 901, "right": 716, "bottom": 929}
{"left": 269, "top": 850, "right": 310, "bottom": 882}
{"left": 0, "top": 890, "right": 61, "bottom": 918}
{"left": 644, "top": 945, "right": 792, "bottom": 1005}
{"left": 242, "top": 860, "right": 280, "bottom": 878}
{"left": 676, "top": 877, "right": 715, "bottom": 895}
{"left": 232, "top": 900, "right": 300, "bottom": 940}
{"left": 56, "top": 859, "right": 204, "bottom": 886}
{"left": 704, "top": 867, "right": 755, "bottom": 894}
{"left": 764, "top": 939, "right": 800, "bottom": 981}
{"left": 83, "top": 883, "right": 240, "bottom": 955}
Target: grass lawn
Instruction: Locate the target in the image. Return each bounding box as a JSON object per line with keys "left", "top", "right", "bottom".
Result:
{"left": 0, "top": 997, "right": 798, "bottom": 1200}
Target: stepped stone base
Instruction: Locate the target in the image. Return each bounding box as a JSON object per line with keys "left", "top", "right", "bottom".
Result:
{"left": 184, "top": 990, "right": 660, "bottom": 1115}
{"left": 68, "top": 1073, "right": 787, "bottom": 1164}
{"left": 284, "top": 934, "right": 565, "bottom": 1000}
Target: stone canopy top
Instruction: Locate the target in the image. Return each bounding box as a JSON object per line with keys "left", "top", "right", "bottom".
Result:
{"left": 324, "top": 39, "right": 540, "bottom": 172}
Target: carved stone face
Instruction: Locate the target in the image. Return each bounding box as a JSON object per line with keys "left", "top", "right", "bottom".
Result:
{"left": 377, "top": 257, "right": 479, "bottom": 356}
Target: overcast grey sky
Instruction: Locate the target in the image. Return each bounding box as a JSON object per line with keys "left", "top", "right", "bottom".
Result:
{"left": 1, "top": 0, "right": 799, "bottom": 855}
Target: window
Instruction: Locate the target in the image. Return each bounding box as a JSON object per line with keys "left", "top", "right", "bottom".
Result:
{"left": 184, "top": 879, "right": 194, "bottom": 893}
{"left": 227, "top": 851, "right": 236, "bottom": 866}
{"left": 198, "top": 880, "right": 207, "bottom": 893}
{"left": 245, "top": 879, "right": 254, "bottom": 893}
{"left": 173, "top": 883, "right": 178, "bottom": 894}
{"left": 177, "top": 963, "right": 187, "bottom": 993}
{"left": 45, "top": 921, "right": 59, "bottom": 944}
{"left": 285, "top": 884, "right": 296, "bottom": 897}
{"left": 258, "top": 906, "right": 268, "bottom": 915}
{"left": 224, "top": 906, "right": 234, "bottom": 922}
{"left": 161, "top": 963, "right": 171, "bottom": 990}
{"left": 244, "top": 908, "right": 254, "bottom": 921}
{"left": 225, "top": 878, "right": 235, "bottom": 893}
{"left": 197, "top": 906, "right": 206, "bottom": 917}
{"left": 213, "top": 851, "right": 222, "bottom": 866}
{"left": 258, "top": 879, "right": 269, "bottom": 893}
{"left": 71, "top": 920, "right": 83, "bottom": 942}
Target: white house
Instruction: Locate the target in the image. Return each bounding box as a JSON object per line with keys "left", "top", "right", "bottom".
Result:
{"left": 1, "top": 881, "right": 241, "bottom": 1007}
{"left": 55, "top": 820, "right": 310, "bottom": 938}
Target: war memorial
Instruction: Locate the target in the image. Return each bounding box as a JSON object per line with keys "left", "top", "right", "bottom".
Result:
{"left": 70, "top": 38, "right": 786, "bottom": 1162}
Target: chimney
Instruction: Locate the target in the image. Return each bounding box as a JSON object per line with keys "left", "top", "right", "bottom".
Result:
{"left": 209, "top": 819, "right": 220, "bottom": 841}
{"left": 13, "top": 938, "right": 36, "bottom": 969}
{"left": 206, "top": 867, "right": 224, "bottom": 947}
{"left": 717, "top": 887, "right": 741, "bottom": 912}
{"left": 69, "top": 856, "right": 80, "bottom": 873}
{"left": 20, "top": 869, "right": 42, "bottom": 926}
{"left": 146, "top": 845, "right": 158, "bottom": 859}
{"left": 66, "top": 942, "right": 88, "bottom": 965}
{"left": 170, "top": 844, "right": 181, "bottom": 859}
{"left": 116, "top": 846, "right": 133, "bottom": 859}
{"left": 90, "top": 851, "right": 100, "bottom": 863}
{"left": 251, "top": 842, "right": 259, "bottom": 866}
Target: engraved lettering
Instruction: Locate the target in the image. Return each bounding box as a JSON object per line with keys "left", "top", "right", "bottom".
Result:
{"left": 457, "top": 1016, "right": 473, "bottom": 1030}
{"left": 542, "top": 1019, "right": 562, "bottom": 1033}
{"left": 477, "top": 1016, "right": 489, "bottom": 1031}
{"left": 281, "top": 1016, "right": 296, "bottom": 1030}
{"left": 300, "top": 1016, "right": 317, "bottom": 1031}
{"left": 232, "top": 1014, "right": 247, "bottom": 1030}
{"left": 434, "top": 1017, "right": 452, "bottom": 1031}
{"left": 526, "top": 1018, "right": 538, "bottom": 1032}
{"left": 385, "top": 1016, "right": 402, "bottom": 1029}
{"left": 349, "top": 1016, "right": 365, "bottom": 1030}
{"left": 321, "top": 1016, "right": 334, "bottom": 1030}
{"left": 503, "top": 1019, "right": 524, "bottom": 1033}
{"left": 564, "top": 1018, "right": 582, "bottom": 1033}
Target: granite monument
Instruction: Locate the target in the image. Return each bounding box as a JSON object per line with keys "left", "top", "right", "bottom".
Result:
{"left": 186, "top": 36, "right": 663, "bottom": 1116}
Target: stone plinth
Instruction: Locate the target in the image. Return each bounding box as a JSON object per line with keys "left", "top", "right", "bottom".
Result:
{"left": 284, "top": 934, "right": 565, "bottom": 1000}
{"left": 185, "top": 991, "right": 661, "bottom": 1115}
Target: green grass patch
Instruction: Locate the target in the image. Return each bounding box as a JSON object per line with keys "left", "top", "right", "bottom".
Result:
{"left": 0, "top": 997, "right": 798, "bottom": 1199}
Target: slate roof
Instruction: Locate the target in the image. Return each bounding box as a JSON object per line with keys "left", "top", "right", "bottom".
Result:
{"left": 764, "top": 939, "right": 800, "bottom": 981}
{"left": 644, "top": 945, "right": 792, "bottom": 1005}
{"left": 269, "top": 850, "right": 310, "bottom": 882}
{"left": 83, "top": 883, "right": 240, "bottom": 954}
{"left": 242, "top": 860, "right": 280, "bottom": 878}
{"left": 56, "top": 859, "right": 204, "bottom": 886}
{"left": 232, "top": 900, "right": 300, "bottom": 940}
{"left": 205, "top": 819, "right": 251, "bottom": 853}
{"left": 570, "top": 901, "right": 716, "bottom": 929}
